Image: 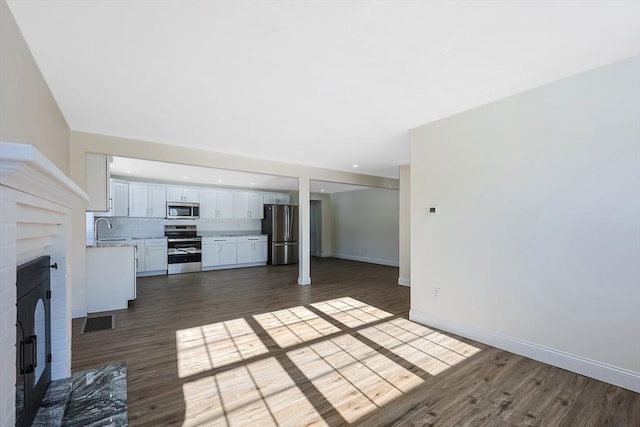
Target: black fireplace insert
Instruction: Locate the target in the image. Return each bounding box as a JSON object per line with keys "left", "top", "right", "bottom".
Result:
{"left": 16, "top": 256, "right": 52, "bottom": 427}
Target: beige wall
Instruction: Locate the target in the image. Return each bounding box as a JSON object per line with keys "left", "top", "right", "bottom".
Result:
{"left": 398, "top": 164, "right": 410, "bottom": 285}
{"left": 0, "top": 0, "right": 70, "bottom": 174}
{"left": 410, "top": 56, "right": 640, "bottom": 391}
{"left": 71, "top": 131, "right": 399, "bottom": 191}
{"left": 330, "top": 187, "right": 399, "bottom": 266}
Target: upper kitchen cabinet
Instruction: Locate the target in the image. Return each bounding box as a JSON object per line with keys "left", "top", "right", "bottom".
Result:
{"left": 200, "top": 189, "right": 234, "bottom": 219}
{"left": 109, "top": 179, "right": 129, "bottom": 217}
{"left": 85, "top": 153, "right": 110, "bottom": 211}
{"left": 167, "top": 186, "right": 200, "bottom": 203}
{"left": 263, "top": 192, "right": 291, "bottom": 205}
{"left": 234, "top": 192, "right": 264, "bottom": 219}
{"left": 129, "top": 182, "right": 167, "bottom": 218}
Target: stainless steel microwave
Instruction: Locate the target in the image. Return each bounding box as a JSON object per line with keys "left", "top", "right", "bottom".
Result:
{"left": 166, "top": 202, "right": 200, "bottom": 220}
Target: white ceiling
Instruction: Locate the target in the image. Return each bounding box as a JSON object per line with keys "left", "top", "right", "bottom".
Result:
{"left": 8, "top": 1, "right": 640, "bottom": 179}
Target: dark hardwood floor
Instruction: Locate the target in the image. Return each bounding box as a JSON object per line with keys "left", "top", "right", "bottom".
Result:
{"left": 72, "top": 258, "right": 640, "bottom": 426}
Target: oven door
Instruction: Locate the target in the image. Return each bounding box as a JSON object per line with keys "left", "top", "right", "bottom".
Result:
{"left": 167, "top": 240, "right": 202, "bottom": 274}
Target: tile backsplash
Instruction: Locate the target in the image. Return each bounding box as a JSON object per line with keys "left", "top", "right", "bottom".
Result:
{"left": 87, "top": 213, "right": 261, "bottom": 241}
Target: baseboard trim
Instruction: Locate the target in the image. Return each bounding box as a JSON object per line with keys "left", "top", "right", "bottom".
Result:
{"left": 398, "top": 277, "right": 411, "bottom": 287}
{"left": 332, "top": 253, "right": 399, "bottom": 267}
{"left": 409, "top": 309, "right": 640, "bottom": 393}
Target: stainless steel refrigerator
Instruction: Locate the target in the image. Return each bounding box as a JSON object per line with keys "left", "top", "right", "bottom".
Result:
{"left": 262, "top": 204, "right": 298, "bottom": 265}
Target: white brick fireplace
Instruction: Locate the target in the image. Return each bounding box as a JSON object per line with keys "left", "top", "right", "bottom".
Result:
{"left": 0, "top": 143, "right": 87, "bottom": 427}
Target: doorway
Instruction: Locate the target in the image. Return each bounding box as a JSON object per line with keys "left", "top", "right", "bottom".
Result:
{"left": 310, "top": 200, "right": 321, "bottom": 257}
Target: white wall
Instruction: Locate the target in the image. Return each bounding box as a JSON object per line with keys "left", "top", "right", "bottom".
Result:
{"left": 331, "top": 188, "right": 399, "bottom": 266}
{"left": 410, "top": 56, "right": 640, "bottom": 391}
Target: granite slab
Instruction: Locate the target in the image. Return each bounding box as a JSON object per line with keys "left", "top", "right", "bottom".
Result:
{"left": 33, "top": 362, "right": 127, "bottom": 427}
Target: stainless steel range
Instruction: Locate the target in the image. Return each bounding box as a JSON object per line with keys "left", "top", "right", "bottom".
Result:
{"left": 165, "top": 225, "right": 202, "bottom": 274}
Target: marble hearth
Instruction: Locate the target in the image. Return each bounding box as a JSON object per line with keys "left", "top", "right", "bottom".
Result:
{"left": 33, "top": 363, "right": 128, "bottom": 426}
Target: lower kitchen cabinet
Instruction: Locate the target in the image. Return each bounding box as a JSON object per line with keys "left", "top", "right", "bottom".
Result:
{"left": 202, "top": 237, "right": 237, "bottom": 270}
{"left": 136, "top": 238, "right": 168, "bottom": 276}
{"left": 237, "top": 236, "right": 268, "bottom": 264}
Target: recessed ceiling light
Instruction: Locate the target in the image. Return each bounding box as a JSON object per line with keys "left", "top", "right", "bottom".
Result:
{"left": 250, "top": 182, "right": 255, "bottom": 186}
{"left": 182, "top": 176, "right": 188, "bottom": 179}
{"left": 217, "top": 179, "right": 223, "bottom": 182}
{"left": 352, "top": 164, "right": 358, "bottom": 168}
{"left": 320, "top": 189, "right": 325, "bottom": 192}
{"left": 125, "top": 170, "right": 131, "bottom": 174}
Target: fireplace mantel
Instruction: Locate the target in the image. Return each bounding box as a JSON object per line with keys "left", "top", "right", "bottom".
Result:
{"left": 0, "top": 142, "right": 87, "bottom": 205}
{"left": 0, "top": 142, "right": 87, "bottom": 427}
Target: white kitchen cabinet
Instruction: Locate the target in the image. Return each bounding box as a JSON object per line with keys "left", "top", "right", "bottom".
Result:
{"left": 145, "top": 239, "right": 168, "bottom": 272}
{"left": 148, "top": 184, "right": 167, "bottom": 217}
{"left": 263, "top": 192, "right": 290, "bottom": 205}
{"left": 234, "top": 192, "right": 264, "bottom": 219}
{"left": 237, "top": 236, "right": 268, "bottom": 264}
{"left": 200, "top": 190, "right": 234, "bottom": 219}
{"left": 167, "top": 186, "right": 200, "bottom": 203}
{"left": 129, "top": 182, "right": 167, "bottom": 217}
{"left": 86, "top": 245, "right": 136, "bottom": 312}
{"left": 109, "top": 179, "right": 129, "bottom": 217}
{"left": 202, "top": 237, "right": 237, "bottom": 269}
{"left": 128, "top": 183, "right": 149, "bottom": 217}
{"left": 85, "top": 153, "right": 110, "bottom": 212}
{"left": 134, "top": 240, "right": 146, "bottom": 272}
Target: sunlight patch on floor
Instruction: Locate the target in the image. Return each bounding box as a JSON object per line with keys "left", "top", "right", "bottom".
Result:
{"left": 176, "top": 317, "right": 269, "bottom": 378}
{"left": 288, "top": 334, "right": 423, "bottom": 423}
{"left": 176, "top": 297, "right": 481, "bottom": 425}
{"left": 310, "top": 297, "right": 394, "bottom": 328}
{"left": 182, "top": 357, "right": 325, "bottom": 427}
{"left": 358, "top": 317, "right": 481, "bottom": 376}
{"left": 253, "top": 305, "right": 341, "bottom": 348}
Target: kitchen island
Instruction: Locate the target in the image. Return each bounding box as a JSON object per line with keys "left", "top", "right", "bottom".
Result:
{"left": 86, "top": 244, "right": 136, "bottom": 313}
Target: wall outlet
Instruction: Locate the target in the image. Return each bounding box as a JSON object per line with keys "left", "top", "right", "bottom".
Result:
{"left": 433, "top": 287, "right": 440, "bottom": 297}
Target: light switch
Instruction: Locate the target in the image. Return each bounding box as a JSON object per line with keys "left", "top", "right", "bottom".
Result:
{"left": 427, "top": 206, "right": 439, "bottom": 215}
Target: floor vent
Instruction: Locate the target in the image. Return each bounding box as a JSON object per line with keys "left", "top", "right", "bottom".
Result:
{"left": 81, "top": 315, "right": 114, "bottom": 333}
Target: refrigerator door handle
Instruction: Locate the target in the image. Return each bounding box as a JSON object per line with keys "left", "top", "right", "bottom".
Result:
{"left": 288, "top": 206, "right": 293, "bottom": 240}
{"left": 274, "top": 242, "right": 296, "bottom": 247}
{"left": 284, "top": 205, "right": 289, "bottom": 241}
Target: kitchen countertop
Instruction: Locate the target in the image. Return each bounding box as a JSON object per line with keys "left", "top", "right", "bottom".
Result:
{"left": 86, "top": 233, "right": 267, "bottom": 246}
{"left": 199, "top": 231, "right": 266, "bottom": 237}
{"left": 86, "top": 240, "right": 136, "bottom": 248}
{"left": 86, "top": 236, "right": 167, "bottom": 247}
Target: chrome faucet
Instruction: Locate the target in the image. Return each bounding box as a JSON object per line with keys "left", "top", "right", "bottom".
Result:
{"left": 94, "top": 217, "right": 113, "bottom": 243}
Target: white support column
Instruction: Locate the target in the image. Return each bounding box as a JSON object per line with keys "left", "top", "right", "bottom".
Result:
{"left": 298, "top": 176, "right": 311, "bottom": 285}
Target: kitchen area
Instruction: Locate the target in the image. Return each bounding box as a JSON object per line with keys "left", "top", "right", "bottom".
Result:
{"left": 85, "top": 155, "right": 299, "bottom": 314}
